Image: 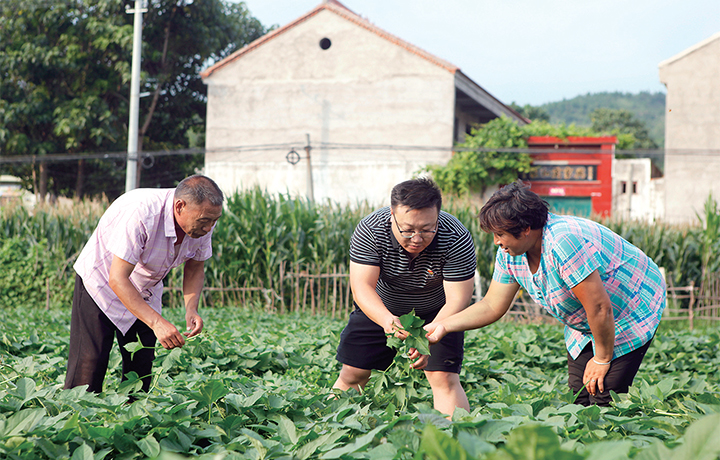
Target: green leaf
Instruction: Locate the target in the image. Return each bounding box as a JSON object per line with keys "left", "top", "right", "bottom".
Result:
{"left": 273, "top": 414, "right": 299, "bottom": 445}
{"left": 322, "top": 425, "right": 386, "bottom": 459}
{"left": 414, "top": 424, "right": 470, "bottom": 460}
{"left": 136, "top": 434, "right": 161, "bottom": 458}
{"left": 633, "top": 440, "right": 672, "bottom": 460}
{"left": 406, "top": 335, "right": 431, "bottom": 355}
{"left": 10, "top": 377, "right": 37, "bottom": 405}
{"left": 189, "top": 379, "right": 229, "bottom": 408}
{"left": 669, "top": 413, "right": 720, "bottom": 460}
{"left": 295, "top": 430, "right": 348, "bottom": 460}
{"left": 501, "top": 424, "right": 583, "bottom": 460}
{"left": 70, "top": 443, "right": 94, "bottom": 460}
{"left": 386, "top": 335, "right": 403, "bottom": 350}
{"left": 585, "top": 441, "right": 633, "bottom": 460}
{"left": 0, "top": 408, "right": 45, "bottom": 437}
{"left": 123, "top": 340, "right": 145, "bottom": 359}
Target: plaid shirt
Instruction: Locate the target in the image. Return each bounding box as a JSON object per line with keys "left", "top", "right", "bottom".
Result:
{"left": 493, "top": 213, "right": 666, "bottom": 359}
{"left": 74, "top": 188, "right": 213, "bottom": 335}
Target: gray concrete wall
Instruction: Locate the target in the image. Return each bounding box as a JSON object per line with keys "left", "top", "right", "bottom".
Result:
{"left": 659, "top": 32, "right": 720, "bottom": 223}
{"left": 612, "top": 158, "right": 664, "bottom": 222}
{"left": 204, "top": 9, "right": 456, "bottom": 207}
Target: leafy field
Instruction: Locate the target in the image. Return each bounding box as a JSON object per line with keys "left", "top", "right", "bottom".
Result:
{"left": 1, "top": 307, "right": 720, "bottom": 459}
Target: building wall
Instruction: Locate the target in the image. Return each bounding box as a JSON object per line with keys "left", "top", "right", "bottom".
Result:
{"left": 203, "top": 9, "right": 456, "bottom": 206}
{"left": 612, "top": 158, "right": 664, "bottom": 222}
{"left": 453, "top": 106, "right": 479, "bottom": 144}
{"left": 659, "top": 32, "right": 720, "bottom": 223}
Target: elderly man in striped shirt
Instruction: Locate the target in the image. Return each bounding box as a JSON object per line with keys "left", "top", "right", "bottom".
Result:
{"left": 64, "top": 175, "right": 223, "bottom": 393}
{"left": 332, "top": 177, "right": 477, "bottom": 417}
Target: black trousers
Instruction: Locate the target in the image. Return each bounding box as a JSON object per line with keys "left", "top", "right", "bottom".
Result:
{"left": 64, "top": 275, "right": 156, "bottom": 393}
{"left": 567, "top": 338, "right": 653, "bottom": 406}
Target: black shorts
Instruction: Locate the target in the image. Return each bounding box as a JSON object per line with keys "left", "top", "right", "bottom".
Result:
{"left": 336, "top": 307, "right": 464, "bottom": 373}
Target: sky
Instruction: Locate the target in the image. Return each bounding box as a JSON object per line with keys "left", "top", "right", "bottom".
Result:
{"left": 236, "top": 0, "right": 720, "bottom": 106}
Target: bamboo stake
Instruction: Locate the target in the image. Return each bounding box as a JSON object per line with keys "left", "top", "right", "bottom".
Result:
{"left": 689, "top": 281, "right": 695, "bottom": 331}
{"left": 279, "top": 262, "right": 285, "bottom": 314}
{"left": 295, "top": 262, "right": 301, "bottom": 313}
{"left": 310, "top": 269, "right": 316, "bottom": 316}
{"left": 302, "top": 275, "right": 309, "bottom": 313}
{"left": 332, "top": 265, "right": 338, "bottom": 320}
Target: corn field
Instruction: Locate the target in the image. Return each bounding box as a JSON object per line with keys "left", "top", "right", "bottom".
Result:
{"left": 1, "top": 189, "right": 719, "bottom": 320}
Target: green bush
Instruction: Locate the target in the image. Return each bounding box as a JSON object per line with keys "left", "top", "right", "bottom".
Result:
{"left": 0, "top": 237, "right": 72, "bottom": 308}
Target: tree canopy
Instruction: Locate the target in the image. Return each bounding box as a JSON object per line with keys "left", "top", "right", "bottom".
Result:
{"left": 424, "top": 117, "right": 605, "bottom": 199}
{"left": 589, "top": 108, "right": 658, "bottom": 150}
{"left": 509, "top": 102, "right": 550, "bottom": 122}
{"left": 423, "top": 117, "right": 534, "bottom": 198}
{"left": 539, "top": 91, "right": 665, "bottom": 147}
{"left": 0, "top": 0, "right": 266, "bottom": 200}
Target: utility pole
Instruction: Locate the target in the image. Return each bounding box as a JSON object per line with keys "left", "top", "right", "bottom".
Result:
{"left": 125, "top": 0, "right": 146, "bottom": 192}
{"left": 304, "top": 134, "right": 314, "bottom": 201}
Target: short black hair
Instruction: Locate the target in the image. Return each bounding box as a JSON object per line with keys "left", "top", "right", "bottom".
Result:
{"left": 390, "top": 177, "right": 442, "bottom": 212}
{"left": 174, "top": 175, "right": 224, "bottom": 207}
{"left": 478, "top": 180, "right": 548, "bottom": 237}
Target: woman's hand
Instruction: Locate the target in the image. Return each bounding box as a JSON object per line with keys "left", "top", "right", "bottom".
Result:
{"left": 583, "top": 358, "right": 611, "bottom": 396}
{"left": 424, "top": 321, "right": 447, "bottom": 344}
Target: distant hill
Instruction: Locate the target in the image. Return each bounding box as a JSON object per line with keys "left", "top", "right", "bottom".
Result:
{"left": 538, "top": 91, "right": 666, "bottom": 148}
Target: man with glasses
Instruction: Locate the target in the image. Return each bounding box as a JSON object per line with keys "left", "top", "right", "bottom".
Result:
{"left": 332, "top": 177, "right": 476, "bottom": 416}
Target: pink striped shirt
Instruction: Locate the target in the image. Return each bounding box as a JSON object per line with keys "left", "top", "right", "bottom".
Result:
{"left": 74, "top": 188, "right": 213, "bottom": 335}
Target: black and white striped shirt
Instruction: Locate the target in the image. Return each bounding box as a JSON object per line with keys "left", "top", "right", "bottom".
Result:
{"left": 349, "top": 207, "right": 476, "bottom": 317}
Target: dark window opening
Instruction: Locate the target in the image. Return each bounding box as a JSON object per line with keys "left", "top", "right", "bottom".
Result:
{"left": 319, "top": 38, "right": 332, "bottom": 50}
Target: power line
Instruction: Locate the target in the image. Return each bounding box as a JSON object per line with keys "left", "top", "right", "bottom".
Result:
{"left": 5, "top": 142, "right": 710, "bottom": 167}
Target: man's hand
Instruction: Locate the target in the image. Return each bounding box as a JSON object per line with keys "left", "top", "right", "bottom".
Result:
{"left": 151, "top": 317, "right": 186, "bottom": 349}
{"left": 406, "top": 348, "right": 429, "bottom": 369}
{"left": 185, "top": 311, "right": 204, "bottom": 337}
{"left": 383, "top": 315, "right": 409, "bottom": 339}
{"left": 424, "top": 321, "right": 448, "bottom": 344}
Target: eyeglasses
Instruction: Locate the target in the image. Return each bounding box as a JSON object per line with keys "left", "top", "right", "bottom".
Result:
{"left": 392, "top": 213, "right": 438, "bottom": 239}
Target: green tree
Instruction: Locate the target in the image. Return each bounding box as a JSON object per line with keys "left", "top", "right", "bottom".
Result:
{"left": 134, "top": 0, "right": 266, "bottom": 189}
{"left": 424, "top": 118, "right": 605, "bottom": 199}
{"left": 0, "top": 0, "right": 266, "bottom": 199}
{"left": 509, "top": 102, "right": 550, "bottom": 122}
{"left": 590, "top": 107, "right": 658, "bottom": 150}
{"left": 425, "top": 116, "right": 534, "bottom": 197}
{"left": 539, "top": 91, "right": 665, "bottom": 147}
{"left": 0, "top": 0, "right": 131, "bottom": 199}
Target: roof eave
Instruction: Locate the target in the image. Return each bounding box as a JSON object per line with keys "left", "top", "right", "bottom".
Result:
{"left": 201, "top": 1, "right": 459, "bottom": 80}
{"left": 455, "top": 70, "right": 529, "bottom": 125}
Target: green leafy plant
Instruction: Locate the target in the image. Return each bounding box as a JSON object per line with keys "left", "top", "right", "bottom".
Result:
{"left": 1, "top": 307, "right": 720, "bottom": 458}
{"left": 386, "top": 310, "right": 431, "bottom": 356}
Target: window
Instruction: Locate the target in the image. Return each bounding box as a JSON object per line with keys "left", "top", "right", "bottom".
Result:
{"left": 319, "top": 38, "right": 332, "bottom": 50}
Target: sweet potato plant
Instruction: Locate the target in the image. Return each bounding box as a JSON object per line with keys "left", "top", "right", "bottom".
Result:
{"left": 1, "top": 306, "right": 720, "bottom": 459}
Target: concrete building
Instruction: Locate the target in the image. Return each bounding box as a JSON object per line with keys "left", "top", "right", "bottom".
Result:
{"left": 659, "top": 31, "right": 720, "bottom": 224}
{"left": 0, "top": 175, "right": 35, "bottom": 208}
{"left": 612, "top": 159, "right": 665, "bottom": 222}
{"left": 201, "top": 0, "right": 525, "bottom": 206}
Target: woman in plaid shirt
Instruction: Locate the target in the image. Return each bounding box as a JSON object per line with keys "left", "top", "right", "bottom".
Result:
{"left": 425, "top": 180, "right": 666, "bottom": 406}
